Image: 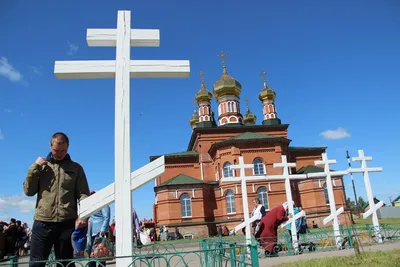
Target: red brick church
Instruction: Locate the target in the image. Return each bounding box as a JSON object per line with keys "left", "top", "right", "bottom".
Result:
{"left": 150, "top": 58, "right": 350, "bottom": 238}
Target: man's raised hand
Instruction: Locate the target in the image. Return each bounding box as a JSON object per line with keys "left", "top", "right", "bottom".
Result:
{"left": 35, "top": 157, "right": 48, "bottom": 166}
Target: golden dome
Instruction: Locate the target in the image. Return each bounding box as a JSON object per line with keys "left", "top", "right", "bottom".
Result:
{"left": 195, "top": 81, "right": 213, "bottom": 103}
{"left": 258, "top": 70, "right": 276, "bottom": 101}
{"left": 243, "top": 99, "right": 256, "bottom": 125}
{"left": 213, "top": 66, "right": 242, "bottom": 99}
{"left": 189, "top": 109, "right": 199, "bottom": 126}
{"left": 243, "top": 109, "right": 256, "bottom": 125}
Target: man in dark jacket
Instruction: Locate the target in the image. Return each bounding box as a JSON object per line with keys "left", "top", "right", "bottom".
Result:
{"left": 23, "top": 132, "right": 90, "bottom": 267}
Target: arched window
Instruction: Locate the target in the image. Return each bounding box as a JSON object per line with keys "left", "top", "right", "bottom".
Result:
{"left": 324, "top": 183, "right": 329, "bottom": 204}
{"left": 257, "top": 187, "right": 269, "bottom": 210}
{"left": 180, "top": 193, "right": 192, "bottom": 217}
{"left": 223, "top": 162, "right": 234, "bottom": 177}
{"left": 253, "top": 158, "right": 265, "bottom": 175}
{"left": 226, "top": 190, "right": 236, "bottom": 214}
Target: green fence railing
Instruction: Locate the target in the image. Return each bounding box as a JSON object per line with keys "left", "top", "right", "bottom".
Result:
{"left": 1, "top": 223, "right": 400, "bottom": 266}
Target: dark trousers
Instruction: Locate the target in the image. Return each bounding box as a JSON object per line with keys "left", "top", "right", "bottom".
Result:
{"left": 29, "top": 220, "right": 75, "bottom": 267}
{"left": 287, "top": 230, "right": 300, "bottom": 242}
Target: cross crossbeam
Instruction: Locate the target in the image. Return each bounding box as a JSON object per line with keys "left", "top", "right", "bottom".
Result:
{"left": 54, "top": 60, "right": 190, "bottom": 79}
{"left": 87, "top": 29, "right": 160, "bottom": 47}
{"left": 220, "top": 157, "right": 267, "bottom": 245}
{"left": 53, "top": 10, "right": 190, "bottom": 267}
{"left": 267, "top": 155, "right": 306, "bottom": 253}
{"left": 78, "top": 156, "right": 165, "bottom": 219}
{"left": 350, "top": 149, "right": 384, "bottom": 243}
{"left": 307, "top": 152, "right": 348, "bottom": 249}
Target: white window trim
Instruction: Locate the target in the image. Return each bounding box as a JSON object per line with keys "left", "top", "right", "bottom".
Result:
{"left": 252, "top": 162, "right": 266, "bottom": 175}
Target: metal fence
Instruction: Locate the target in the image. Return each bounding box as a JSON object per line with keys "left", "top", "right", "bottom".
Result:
{"left": 1, "top": 223, "right": 400, "bottom": 267}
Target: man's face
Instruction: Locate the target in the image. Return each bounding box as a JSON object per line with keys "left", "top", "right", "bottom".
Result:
{"left": 51, "top": 141, "right": 68, "bottom": 160}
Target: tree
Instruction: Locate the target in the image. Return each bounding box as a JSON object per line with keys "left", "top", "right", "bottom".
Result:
{"left": 346, "top": 197, "right": 357, "bottom": 214}
{"left": 357, "top": 196, "right": 366, "bottom": 213}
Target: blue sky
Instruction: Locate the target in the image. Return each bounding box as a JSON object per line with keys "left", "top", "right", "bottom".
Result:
{"left": 0, "top": 0, "right": 399, "bottom": 226}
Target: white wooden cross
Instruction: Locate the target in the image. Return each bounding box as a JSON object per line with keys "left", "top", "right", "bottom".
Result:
{"left": 53, "top": 10, "right": 190, "bottom": 267}
{"left": 268, "top": 155, "right": 307, "bottom": 253}
{"left": 350, "top": 149, "right": 384, "bottom": 243}
{"left": 307, "top": 153, "right": 348, "bottom": 249}
{"left": 220, "top": 156, "right": 267, "bottom": 245}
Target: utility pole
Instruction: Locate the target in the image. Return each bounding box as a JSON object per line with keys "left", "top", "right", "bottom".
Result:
{"left": 346, "top": 150, "right": 360, "bottom": 217}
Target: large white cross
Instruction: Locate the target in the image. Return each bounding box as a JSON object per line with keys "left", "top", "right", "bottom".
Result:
{"left": 307, "top": 153, "right": 348, "bottom": 249}
{"left": 350, "top": 149, "right": 384, "bottom": 243}
{"left": 77, "top": 156, "right": 165, "bottom": 218}
{"left": 268, "top": 155, "right": 307, "bottom": 254}
{"left": 220, "top": 156, "right": 267, "bottom": 245}
{"left": 53, "top": 10, "right": 190, "bottom": 267}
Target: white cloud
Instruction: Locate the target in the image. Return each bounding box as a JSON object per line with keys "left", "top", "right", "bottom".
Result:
{"left": 4, "top": 108, "right": 12, "bottom": 113}
{"left": 67, "top": 41, "right": 79, "bottom": 56}
{"left": 320, "top": 127, "right": 351, "bottom": 140}
{"left": 0, "top": 194, "right": 36, "bottom": 214}
{"left": 0, "top": 57, "right": 22, "bottom": 82}
{"left": 0, "top": 129, "right": 3, "bottom": 140}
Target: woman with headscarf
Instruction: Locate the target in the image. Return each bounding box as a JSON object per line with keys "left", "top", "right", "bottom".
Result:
{"left": 255, "top": 202, "right": 293, "bottom": 256}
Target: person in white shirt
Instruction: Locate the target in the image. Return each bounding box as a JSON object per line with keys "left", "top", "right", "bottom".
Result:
{"left": 251, "top": 198, "right": 267, "bottom": 235}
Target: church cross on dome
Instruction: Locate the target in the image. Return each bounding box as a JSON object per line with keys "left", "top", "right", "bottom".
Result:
{"left": 217, "top": 51, "right": 228, "bottom": 67}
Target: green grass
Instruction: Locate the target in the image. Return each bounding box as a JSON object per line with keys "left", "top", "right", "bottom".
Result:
{"left": 276, "top": 250, "right": 400, "bottom": 267}
{"left": 353, "top": 217, "right": 400, "bottom": 225}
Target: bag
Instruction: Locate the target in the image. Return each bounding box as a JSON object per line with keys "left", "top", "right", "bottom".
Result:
{"left": 139, "top": 232, "right": 152, "bottom": 246}
{"left": 254, "top": 221, "right": 262, "bottom": 237}
{"left": 90, "top": 235, "right": 114, "bottom": 259}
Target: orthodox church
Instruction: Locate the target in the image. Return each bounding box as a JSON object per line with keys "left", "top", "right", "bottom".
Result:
{"left": 150, "top": 54, "right": 350, "bottom": 238}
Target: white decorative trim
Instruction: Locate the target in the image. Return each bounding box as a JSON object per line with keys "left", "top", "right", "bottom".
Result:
{"left": 268, "top": 183, "right": 272, "bottom": 192}
{"left": 192, "top": 189, "right": 195, "bottom": 198}
{"left": 235, "top": 184, "right": 238, "bottom": 194}
{"left": 252, "top": 184, "right": 255, "bottom": 193}
{"left": 175, "top": 190, "right": 178, "bottom": 199}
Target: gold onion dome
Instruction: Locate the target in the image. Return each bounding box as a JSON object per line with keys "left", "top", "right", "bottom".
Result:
{"left": 213, "top": 66, "right": 242, "bottom": 99}
{"left": 213, "top": 51, "right": 242, "bottom": 99}
{"left": 258, "top": 71, "right": 276, "bottom": 101}
{"left": 195, "top": 81, "right": 213, "bottom": 103}
{"left": 243, "top": 109, "right": 256, "bottom": 124}
{"left": 243, "top": 99, "right": 256, "bottom": 124}
{"left": 189, "top": 109, "right": 199, "bottom": 126}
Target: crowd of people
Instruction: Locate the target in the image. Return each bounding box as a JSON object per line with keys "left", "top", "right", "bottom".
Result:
{"left": 0, "top": 219, "right": 31, "bottom": 258}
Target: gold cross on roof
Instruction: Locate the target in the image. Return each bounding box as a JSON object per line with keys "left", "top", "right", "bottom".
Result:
{"left": 217, "top": 51, "right": 228, "bottom": 66}
{"left": 260, "top": 70, "right": 267, "bottom": 83}
{"left": 198, "top": 71, "right": 205, "bottom": 85}
{"left": 245, "top": 97, "right": 250, "bottom": 111}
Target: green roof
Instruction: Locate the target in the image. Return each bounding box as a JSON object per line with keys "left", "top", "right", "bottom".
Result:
{"left": 208, "top": 132, "right": 288, "bottom": 155}
{"left": 157, "top": 174, "right": 204, "bottom": 187}
{"left": 289, "top": 146, "right": 326, "bottom": 151}
{"left": 164, "top": 151, "right": 198, "bottom": 157}
{"left": 226, "top": 132, "right": 278, "bottom": 141}
{"left": 150, "top": 151, "right": 198, "bottom": 161}
{"left": 362, "top": 197, "right": 382, "bottom": 210}
{"left": 296, "top": 165, "right": 325, "bottom": 174}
